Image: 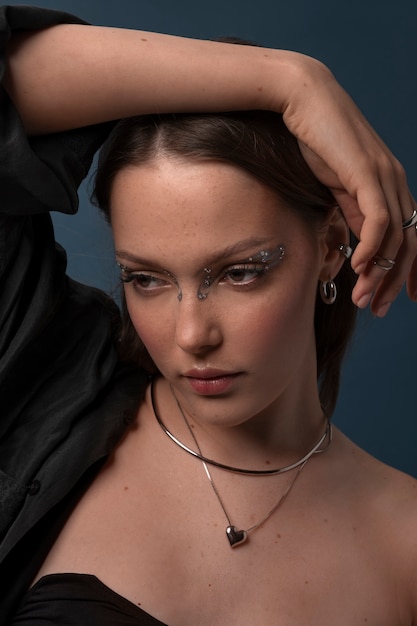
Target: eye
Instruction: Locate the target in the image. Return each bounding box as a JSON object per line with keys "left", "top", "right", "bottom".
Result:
{"left": 131, "top": 273, "right": 169, "bottom": 290}
{"left": 119, "top": 266, "right": 171, "bottom": 294}
{"left": 222, "top": 265, "right": 268, "bottom": 286}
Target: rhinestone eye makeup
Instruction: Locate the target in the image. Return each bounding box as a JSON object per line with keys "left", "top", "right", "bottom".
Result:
{"left": 196, "top": 244, "right": 285, "bottom": 300}
{"left": 118, "top": 243, "right": 286, "bottom": 302}
{"left": 118, "top": 263, "right": 184, "bottom": 301}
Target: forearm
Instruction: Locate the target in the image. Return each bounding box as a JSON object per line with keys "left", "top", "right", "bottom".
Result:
{"left": 4, "top": 14, "right": 416, "bottom": 313}
{"left": 4, "top": 23, "right": 322, "bottom": 134}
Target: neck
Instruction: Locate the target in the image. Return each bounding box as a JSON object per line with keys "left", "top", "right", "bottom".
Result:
{"left": 151, "top": 375, "right": 328, "bottom": 472}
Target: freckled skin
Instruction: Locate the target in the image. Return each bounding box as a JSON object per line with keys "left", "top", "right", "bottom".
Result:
{"left": 110, "top": 158, "right": 343, "bottom": 449}
{"left": 32, "top": 157, "right": 417, "bottom": 626}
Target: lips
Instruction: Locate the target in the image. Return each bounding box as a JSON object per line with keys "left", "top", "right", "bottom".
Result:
{"left": 183, "top": 369, "right": 240, "bottom": 395}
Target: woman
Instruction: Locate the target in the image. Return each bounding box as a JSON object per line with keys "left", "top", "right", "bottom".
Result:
{"left": 1, "top": 5, "right": 417, "bottom": 625}
{"left": 17, "top": 109, "right": 416, "bottom": 625}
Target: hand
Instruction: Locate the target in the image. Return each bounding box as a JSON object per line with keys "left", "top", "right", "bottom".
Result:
{"left": 6, "top": 23, "right": 416, "bottom": 318}
{"left": 281, "top": 58, "right": 417, "bottom": 316}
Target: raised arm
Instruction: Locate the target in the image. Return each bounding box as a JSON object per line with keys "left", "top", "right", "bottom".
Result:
{"left": 4, "top": 19, "right": 417, "bottom": 315}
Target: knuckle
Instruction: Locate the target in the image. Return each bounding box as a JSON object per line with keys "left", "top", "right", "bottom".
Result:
{"left": 392, "top": 157, "right": 407, "bottom": 183}
{"left": 372, "top": 211, "right": 390, "bottom": 229}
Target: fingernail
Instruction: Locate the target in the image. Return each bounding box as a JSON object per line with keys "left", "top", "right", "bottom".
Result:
{"left": 354, "top": 262, "right": 366, "bottom": 275}
{"left": 376, "top": 302, "right": 391, "bottom": 318}
{"left": 357, "top": 293, "right": 372, "bottom": 309}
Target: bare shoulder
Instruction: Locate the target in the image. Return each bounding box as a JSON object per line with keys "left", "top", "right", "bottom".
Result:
{"left": 335, "top": 428, "right": 417, "bottom": 621}
{"left": 336, "top": 428, "right": 417, "bottom": 531}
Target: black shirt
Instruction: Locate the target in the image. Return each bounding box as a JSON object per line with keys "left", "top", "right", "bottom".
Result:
{"left": 0, "top": 6, "right": 148, "bottom": 622}
{"left": 12, "top": 574, "right": 168, "bottom": 625}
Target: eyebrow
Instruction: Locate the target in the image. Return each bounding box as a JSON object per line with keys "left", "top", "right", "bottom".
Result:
{"left": 115, "top": 237, "right": 277, "bottom": 268}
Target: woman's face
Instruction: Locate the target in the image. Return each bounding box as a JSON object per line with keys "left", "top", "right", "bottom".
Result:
{"left": 110, "top": 157, "right": 337, "bottom": 428}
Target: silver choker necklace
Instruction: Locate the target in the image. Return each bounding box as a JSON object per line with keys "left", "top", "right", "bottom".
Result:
{"left": 151, "top": 380, "right": 332, "bottom": 476}
{"left": 150, "top": 380, "right": 333, "bottom": 547}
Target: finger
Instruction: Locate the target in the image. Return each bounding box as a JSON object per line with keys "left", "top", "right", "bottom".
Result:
{"left": 404, "top": 199, "right": 417, "bottom": 301}
{"left": 351, "top": 250, "right": 399, "bottom": 312}
{"left": 349, "top": 161, "right": 413, "bottom": 307}
{"left": 331, "top": 191, "right": 364, "bottom": 239}
{"left": 333, "top": 163, "right": 401, "bottom": 285}
{"left": 369, "top": 194, "right": 417, "bottom": 312}
{"left": 350, "top": 160, "right": 406, "bottom": 274}
{"left": 406, "top": 248, "right": 417, "bottom": 301}
{"left": 353, "top": 203, "right": 417, "bottom": 315}
{"left": 370, "top": 226, "right": 417, "bottom": 315}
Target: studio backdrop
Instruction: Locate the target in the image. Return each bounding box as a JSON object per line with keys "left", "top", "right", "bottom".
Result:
{"left": 6, "top": 0, "right": 417, "bottom": 475}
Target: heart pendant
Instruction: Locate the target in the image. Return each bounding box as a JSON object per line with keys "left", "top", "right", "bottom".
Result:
{"left": 226, "top": 525, "right": 248, "bottom": 548}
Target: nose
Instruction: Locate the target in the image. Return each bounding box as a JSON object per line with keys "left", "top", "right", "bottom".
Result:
{"left": 175, "top": 295, "right": 222, "bottom": 354}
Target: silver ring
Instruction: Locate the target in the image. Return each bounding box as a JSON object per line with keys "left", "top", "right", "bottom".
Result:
{"left": 402, "top": 209, "right": 417, "bottom": 230}
{"left": 373, "top": 255, "right": 396, "bottom": 271}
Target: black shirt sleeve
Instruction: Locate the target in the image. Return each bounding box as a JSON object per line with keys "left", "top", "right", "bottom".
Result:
{"left": 0, "top": 3, "right": 141, "bottom": 534}
{"left": 0, "top": 3, "right": 116, "bottom": 363}
{"left": 0, "top": 9, "right": 148, "bottom": 622}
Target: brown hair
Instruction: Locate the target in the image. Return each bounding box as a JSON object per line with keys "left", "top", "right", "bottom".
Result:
{"left": 93, "top": 111, "right": 357, "bottom": 416}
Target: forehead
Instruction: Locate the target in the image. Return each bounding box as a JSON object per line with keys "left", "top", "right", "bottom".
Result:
{"left": 110, "top": 158, "right": 299, "bottom": 262}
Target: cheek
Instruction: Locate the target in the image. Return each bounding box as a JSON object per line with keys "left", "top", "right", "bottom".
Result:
{"left": 243, "top": 304, "right": 310, "bottom": 359}
{"left": 241, "top": 278, "right": 318, "bottom": 367}
{"left": 125, "top": 291, "right": 172, "bottom": 360}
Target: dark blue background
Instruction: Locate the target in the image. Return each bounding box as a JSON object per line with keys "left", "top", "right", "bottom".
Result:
{"left": 8, "top": 1, "right": 417, "bottom": 474}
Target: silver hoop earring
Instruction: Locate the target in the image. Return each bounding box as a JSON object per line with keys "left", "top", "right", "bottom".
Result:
{"left": 320, "top": 280, "right": 337, "bottom": 305}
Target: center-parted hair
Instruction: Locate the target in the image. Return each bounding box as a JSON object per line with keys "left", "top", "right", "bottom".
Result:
{"left": 93, "top": 110, "right": 357, "bottom": 416}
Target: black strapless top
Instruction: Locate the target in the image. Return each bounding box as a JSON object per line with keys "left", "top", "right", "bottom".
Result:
{"left": 11, "top": 573, "right": 169, "bottom": 625}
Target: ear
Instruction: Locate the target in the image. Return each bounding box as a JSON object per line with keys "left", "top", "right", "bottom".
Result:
{"left": 318, "top": 207, "right": 350, "bottom": 281}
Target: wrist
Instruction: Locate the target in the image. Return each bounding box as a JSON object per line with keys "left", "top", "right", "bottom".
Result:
{"left": 269, "top": 51, "right": 334, "bottom": 117}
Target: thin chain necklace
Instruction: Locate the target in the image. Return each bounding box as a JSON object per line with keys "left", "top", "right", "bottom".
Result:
{"left": 150, "top": 380, "right": 332, "bottom": 548}
{"left": 182, "top": 404, "right": 309, "bottom": 547}
{"left": 151, "top": 380, "right": 332, "bottom": 476}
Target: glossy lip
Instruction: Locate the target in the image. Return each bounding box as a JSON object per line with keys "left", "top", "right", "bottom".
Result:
{"left": 183, "top": 368, "right": 241, "bottom": 395}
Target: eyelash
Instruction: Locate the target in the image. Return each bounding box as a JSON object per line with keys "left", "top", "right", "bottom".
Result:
{"left": 118, "top": 263, "right": 269, "bottom": 295}
{"left": 221, "top": 264, "right": 269, "bottom": 286}
{"left": 119, "top": 268, "right": 171, "bottom": 293}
